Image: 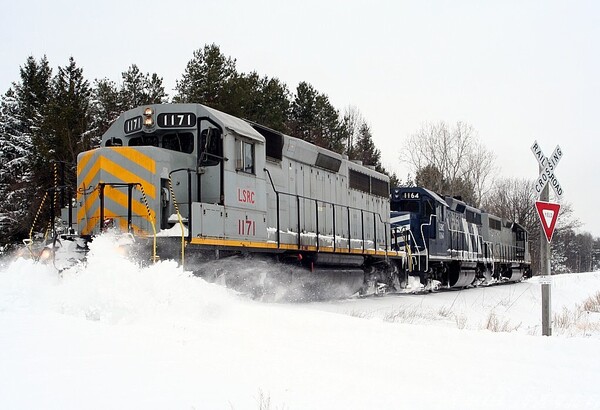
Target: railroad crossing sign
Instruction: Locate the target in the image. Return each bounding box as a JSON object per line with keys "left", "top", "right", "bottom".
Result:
{"left": 531, "top": 141, "right": 563, "bottom": 199}
{"left": 535, "top": 201, "right": 561, "bottom": 242}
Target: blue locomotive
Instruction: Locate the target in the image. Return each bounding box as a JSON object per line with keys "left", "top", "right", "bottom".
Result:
{"left": 390, "top": 187, "right": 531, "bottom": 288}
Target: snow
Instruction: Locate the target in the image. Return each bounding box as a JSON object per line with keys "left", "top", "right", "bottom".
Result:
{"left": 1, "top": 233, "right": 600, "bottom": 409}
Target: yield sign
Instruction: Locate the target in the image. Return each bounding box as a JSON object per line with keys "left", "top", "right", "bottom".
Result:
{"left": 535, "top": 201, "right": 561, "bottom": 242}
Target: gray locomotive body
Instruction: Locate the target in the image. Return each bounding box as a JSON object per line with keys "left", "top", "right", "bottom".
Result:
{"left": 75, "top": 103, "right": 402, "bottom": 293}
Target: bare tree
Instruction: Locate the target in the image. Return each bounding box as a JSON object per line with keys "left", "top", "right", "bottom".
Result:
{"left": 340, "top": 105, "right": 363, "bottom": 158}
{"left": 482, "top": 178, "right": 537, "bottom": 229}
{"left": 400, "top": 121, "right": 496, "bottom": 206}
{"left": 483, "top": 177, "right": 586, "bottom": 274}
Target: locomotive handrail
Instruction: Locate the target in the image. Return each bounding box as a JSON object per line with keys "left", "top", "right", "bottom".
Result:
{"left": 408, "top": 228, "right": 422, "bottom": 271}
{"left": 419, "top": 214, "right": 436, "bottom": 273}
{"left": 394, "top": 226, "right": 421, "bottom": 272}
{"left": 169, "top": 168, "right": 195, "bottom": 244}
{"left": 168, "top": 169, "right": 195, "bottom": 268}
{"left": 264, "top": 168, "right": 388, "bottom": 253}
{"left": 97, "top": 182, "right": 157, "bottom": 263}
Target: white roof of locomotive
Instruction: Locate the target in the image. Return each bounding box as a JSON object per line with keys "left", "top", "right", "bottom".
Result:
{"left": 201, "top": 105, "right": 265, "bottom": 144}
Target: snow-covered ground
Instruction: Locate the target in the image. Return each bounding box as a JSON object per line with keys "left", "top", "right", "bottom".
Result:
{"left": 1, "top": 233, "right": 599, "bottom": 409}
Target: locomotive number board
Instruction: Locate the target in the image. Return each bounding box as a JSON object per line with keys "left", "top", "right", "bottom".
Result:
{"left": 124, "top": 116, "right": 143, "bottom": 134}
{"left": 402, "top": 192, "right": 420, "bottom": 199}
{"left": 157, "top": 112, "right": 196, "bottom": 128}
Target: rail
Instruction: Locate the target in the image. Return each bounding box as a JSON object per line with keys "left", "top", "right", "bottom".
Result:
{"left": 264, "top": 168, "right": 389, "bottom": 254}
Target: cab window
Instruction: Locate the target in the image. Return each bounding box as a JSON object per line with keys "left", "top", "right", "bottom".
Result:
{"left": 162, "top": 132, "right": 194, "bottom": 154}
{"left": 199, "top": 128, "right": 223, "bottom": 166}
{"left": 129, "top": 135, "right": 158, "bottom": 147}
{"left": 236, "top": 139, "right": 255, "bottom": 174}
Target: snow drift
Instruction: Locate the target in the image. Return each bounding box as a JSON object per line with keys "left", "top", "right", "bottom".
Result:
{"left": 1, "top": 232, "right": 599, "bottom": 409}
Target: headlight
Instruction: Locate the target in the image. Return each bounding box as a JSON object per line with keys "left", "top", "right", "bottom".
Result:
{"left": 39, "top": 247, "right": 54, "bottom": 261}
{"left": 143, "top": 107, "right": 154, "bottom": 127}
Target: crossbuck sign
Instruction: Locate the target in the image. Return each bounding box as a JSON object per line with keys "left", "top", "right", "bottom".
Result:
{"left": 531, "top": 141, "right": 563, "bottom": 199}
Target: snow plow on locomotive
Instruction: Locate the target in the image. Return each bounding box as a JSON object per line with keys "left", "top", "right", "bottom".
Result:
{"left": 37, "top": 103, "right": 531, "bottom": 297}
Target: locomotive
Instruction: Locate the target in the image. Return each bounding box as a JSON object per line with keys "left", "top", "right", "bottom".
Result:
{"left": 61, "top": 103, "right": 530, "bottom": 295}
{"left": 390, "top": 187, "right": 532, "bottom": 287}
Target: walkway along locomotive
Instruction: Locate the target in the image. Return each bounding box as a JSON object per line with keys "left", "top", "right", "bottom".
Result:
{"left": 62, "top": 103, "right": 530, "bottom": 295}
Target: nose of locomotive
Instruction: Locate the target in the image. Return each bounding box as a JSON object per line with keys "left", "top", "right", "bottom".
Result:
{"left": 76, "top": 147, "right": 158, "bottom": 236}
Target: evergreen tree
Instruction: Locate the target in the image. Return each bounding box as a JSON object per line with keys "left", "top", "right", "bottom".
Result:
{"left": 44, "top": 57, "right": 92, "bottom": 162}
{"left": 289, "top": 82, "right": 318, "bottom": 142}
{"left": 351, "top": 122, "right": 398, "bottom": 190}
{"left": 89, "top": 78, "right": 121, "bottom": 146}
{"left": 120, "top": 64, "right": 167, "bottom": 110}
{"left": 13, "top": 56, "right": 52, "bottom": 132}
{"left": 224, "top": 71, "right": 262, "bottom": 119}
{"left": 0, "top": 89, "right": 32, "bottom": 243}
{"left": 314, "top": 94, "right": 343, "bottom": 153}
{"left": 29, "top": 56, "right": 93, "bottom": 208}
{"left": 353, "top": 123, "right": 381, "bottom": 168}
{"left": 289, "top": 82, "right": 343, "bottom": 152}
{"left": 0, "top": 56, "right": 52, "bottom": 243}
{"left": 174, "top": 44, "right": 237, "bottom": 111}
{"left": 226, "top": 72, "right": 291, "bottom": 132}
{"left": 256, "top": 77, "right": 290, "bottom": 131}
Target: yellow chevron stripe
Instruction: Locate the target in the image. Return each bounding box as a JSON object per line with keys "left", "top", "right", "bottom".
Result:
{"left": 77, "top": 150, "right": 96, "bottom": 177}
{"left": 80, "top": 199, "right": 154, "bottom": 236}
{"left": 103, "top": 184, "right": 156, "bottom": 222}
{"left": 112, "top": 147, "right": 156, "bottom": 174}
{"left": 78, "top": 187, "right": 99, "bottom": 233}
{"left": 78, "top": 149, "right": 156, "bottom": 197}
{"left": 100, "top": 157, "right": 156, "bottom": 199}
{"left": 81, "top": 208, "right": 147, "bottom": 236}
{"left": 78, "top": 184, "right": 156, "bottom": 235}
{"left": 79, "top": 160, "right": 101, "bottom": 199}
{"left": 78, "top": 157, "right": 155, "bottom": 200}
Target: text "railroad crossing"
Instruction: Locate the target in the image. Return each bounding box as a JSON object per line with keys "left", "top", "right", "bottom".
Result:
{"left": 531, "top": 141, "right": 563, "bottom": 199}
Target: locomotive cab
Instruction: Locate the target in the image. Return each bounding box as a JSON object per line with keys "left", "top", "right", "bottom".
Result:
{"left": 76, "top": 104, "right": 269, "bottom": 244}
{"left": 390, "top": 187, "right": 448, "bottom": 273}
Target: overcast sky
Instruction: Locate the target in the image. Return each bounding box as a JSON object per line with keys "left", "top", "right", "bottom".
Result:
{"left": 1, "top": 0, "right": 598, "bottom": 236}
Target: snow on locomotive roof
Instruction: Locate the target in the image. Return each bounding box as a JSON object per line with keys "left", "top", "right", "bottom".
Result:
{"left": 201, "top": 105, "right": 265, "bottom": 144}
{"left": 101, "top": 103, "right": 266, "bottom": 145}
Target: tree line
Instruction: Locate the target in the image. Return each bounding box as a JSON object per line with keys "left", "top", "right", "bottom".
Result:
{"left": 399, "top": 121, "right": 600, "bottom": 274}
{"left": 0, "top": 44, "right": 597, "bottom": 274}
{"left": 0, "top": 44, "right": 395, "bottom": 246}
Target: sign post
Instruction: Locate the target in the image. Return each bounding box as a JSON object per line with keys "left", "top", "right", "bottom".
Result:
{"left": 531, "top": 141, "right": 563, "bottom": 336}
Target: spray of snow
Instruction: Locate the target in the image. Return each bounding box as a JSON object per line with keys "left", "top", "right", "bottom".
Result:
{"left": 195, "top": 255, "right": 365, "bottom": 302}
{"left": 1, "top": 232, "right": 600, "bottom": 409}
{"left": 0, "top": 232, "right": 241, "bottom": 326}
